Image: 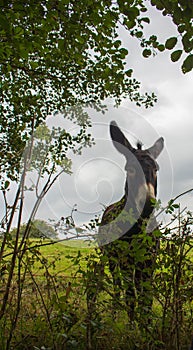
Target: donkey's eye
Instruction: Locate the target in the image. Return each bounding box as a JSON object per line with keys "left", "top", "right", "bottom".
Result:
{"left": 126, "top": 166, "right": 136, "bottom": 176}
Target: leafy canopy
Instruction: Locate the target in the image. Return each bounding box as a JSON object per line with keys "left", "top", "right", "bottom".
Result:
{"left": 0, "top": 0, "right": 192, "bottom": 180}
{"left": 150, "top": 0, "right": 193, "bottom": 73}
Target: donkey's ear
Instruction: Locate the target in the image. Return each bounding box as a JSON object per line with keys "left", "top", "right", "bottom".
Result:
{"left": 147, "top": 137, "right": 164, "bottom": 159}
{"left": 110, "top": 121, "right": 133, "bottom": 155}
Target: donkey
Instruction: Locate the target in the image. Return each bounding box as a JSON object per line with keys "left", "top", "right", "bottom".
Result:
{"left": 98, "top": 121, "right": 164, "bottom": 320}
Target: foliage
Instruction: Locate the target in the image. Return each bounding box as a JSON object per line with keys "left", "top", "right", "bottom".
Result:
{"left": 150, "top": 0, "right": 193, "bottom": 73}
{"left": 0, "top": 0, "right": 192, "bottom": 180}
{"left": 155, "top": 212, "right": 193, "bottom": 349}
{"left": 0, "top": 206, "right": 193, "bottom": 349}
{"left": 10, "top": 220, "right": 58, "bottom": 239}
{"left": 85, "top": 204, "right": 193, "bottom": 350}
{"left": 0, "top": 0, "right": 150, "bottom": 180}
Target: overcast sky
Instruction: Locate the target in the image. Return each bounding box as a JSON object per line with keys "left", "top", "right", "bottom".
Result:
{"left": 2, "top": 5, "right": 193, "bottom": 239}
{"left": 39, "top": 6, "right": 193, "bottom": 228}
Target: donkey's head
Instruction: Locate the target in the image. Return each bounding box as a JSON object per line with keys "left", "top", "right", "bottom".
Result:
{"left": 110, "top": 121, "right": 164, "bottom": 218}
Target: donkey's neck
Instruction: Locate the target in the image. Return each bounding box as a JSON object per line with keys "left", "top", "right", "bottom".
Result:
{"left": 124, "top": 181, "right": 154, "bottom": 221}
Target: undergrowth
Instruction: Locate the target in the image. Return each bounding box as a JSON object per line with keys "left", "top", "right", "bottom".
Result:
{"left": 0, "top": 211, "right": 193, "bottom": 349}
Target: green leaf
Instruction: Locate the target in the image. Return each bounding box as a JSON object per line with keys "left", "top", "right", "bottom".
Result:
{"left": 178, "top": 24, "right": 186, "bottom": 34}
{"left": 141, "top": 17, "right": 150, "bottom": 24}
{"left": 125, "top": 69, "right": 133, "bottom": 77}
{"left": 165, "top": 37, "right": 178, "bottom": 50}
{"left": 171, "top": 50, "right": 183, "bottom": 62}
{"left": 154, "top": 1, "right": 164, "bottom": 10}
{"left": 173, "top": 6, "right": 183, "bottom": 25}
{"left": 30, "top": 61, "right": 39, "bottom": 69}
{"left": 119, "top": 47, "right": 128, "bottom": 58}
{"left": 125, "top": 7, "right": 139, "bottom": 20}
{"left": 4, "top": 180, "right": 10, "bottom": 189}
{"left": 142, "top": 49, "right": 152, "bottom": 58}
{"left": 114, "top": 40, "right": 121, "bottom": 48}
{"left": 135, "top": 31, "right": 143, "bottom": 38}
{"left": 125, "top": 19, "right": 136, "bottom": 29}
{"left": 157, "top": 44, "right": 165, "bottom": 52}
{"left": 182, "top": 33, "right": 192, "bottom": 53}
{"left": 173, "top": 204, "right": 180, "bottom": 209}
{"left": 182, "top": 54, "right": 193, "bottom": 74}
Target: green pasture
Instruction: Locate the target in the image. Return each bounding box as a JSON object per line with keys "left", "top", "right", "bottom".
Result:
{"left": 38, "top": 239, "right": 92, "bottom": 275}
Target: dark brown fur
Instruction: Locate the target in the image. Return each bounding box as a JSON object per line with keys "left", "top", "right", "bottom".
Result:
{"left": 98, "top": 121, "right": 164, "bottom": 319}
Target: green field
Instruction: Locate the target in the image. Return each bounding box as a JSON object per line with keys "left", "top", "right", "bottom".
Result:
{"left": 38, "top": 240, "right": 92, "bottom": 274}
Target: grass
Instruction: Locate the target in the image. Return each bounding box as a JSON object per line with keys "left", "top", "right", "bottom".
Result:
{"left": 38, "top": 239, "right": 91, "bottom": 275}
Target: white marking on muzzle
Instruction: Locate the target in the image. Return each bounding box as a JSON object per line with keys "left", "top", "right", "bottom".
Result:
{"left": 136, "top": 183, "right": 155, "bottom": 213}
{"left": 147, "top": 183, "right": 156, "bottom": 200}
